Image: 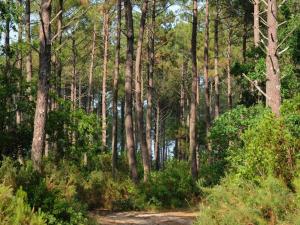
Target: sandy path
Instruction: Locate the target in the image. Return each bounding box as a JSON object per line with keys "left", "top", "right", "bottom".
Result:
{"left": 90, "top": 210, "right": 197, "bottom": 225}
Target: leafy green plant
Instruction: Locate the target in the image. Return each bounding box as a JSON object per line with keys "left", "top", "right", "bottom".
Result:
{"left": 0, "top": 184, "right": 45, "bottom": 225}
{"left": 196, "top": 176, "right": 299, "bottom": 225}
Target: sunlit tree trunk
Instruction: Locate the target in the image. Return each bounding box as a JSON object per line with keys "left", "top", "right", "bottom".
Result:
{"left": 32, "top": 0, "right": 51, "bottom": 172}
{"left": 102, "top": 9, "right": 109, "bottom": 150}
{"left": 87, "top": 24, "right": 96, "bottom": 113}
{"left": 254, "top": 0, "right": 260, "bottom": 47}
{"left": 135, "top": 0, "right": 150, "bottom": 182}
{"left": 154, "top": 103, "right": 160, "bottom": 170}
{"left": 204, "top": 0, "right": 211, "bottom": 135}
{"left": 25, "top": 0, "right": 33, "bottom": 100}
{"left": 227, "top": 29, "right": 233, "bottom": 109}
{"left": 146, "top": 0, "right": 156, "bottom": 167}
{"left": 266, "top": 0, "right": 280, "bottom": 116}
{"left": 189, "top": 0, "right": 198, "bottom": 179}
{"left": 56, "top": 0, "right": 63, "bottom": 98}
{"left": 124, "top": 0, "right": 138, "bottom": 183}
{"left": 214, "top": 0, "right": 220, "bottom": 118}
{"left": 112, "top": 0, "right": 122, "bottom": 177}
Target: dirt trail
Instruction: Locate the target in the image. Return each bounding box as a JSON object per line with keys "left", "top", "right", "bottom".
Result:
{"left": 90, "top": 210, "right": 197, "bottom": 225}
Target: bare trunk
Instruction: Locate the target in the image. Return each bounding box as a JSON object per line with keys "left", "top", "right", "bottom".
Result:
{"left": 25, "top": 0, "right": 33, "bottom": 100}
{"left": 154, "top": 103, "right": 160, "bottom": 170}
{"left": 214, "top": 1, "right": 220, "bottom": 118}
{"left": 189, "top": 0, "right": 198, "bottom": 179}
{"left": 179, "top": 59, "right": 187, "bottom": 160}
{"left": 16, "top": 0, "right": 23, "bottom": 125}
{"left": 31, "top": 0, "right": 51, "bottom": 172}
{"left": 120, "top": 98, "right": 125, "bottom": 152}
{"left": 146, "top": 0, "right": 155, "bottom": 162}
{"left": 71, "top": 37, "right": 77, "bottom": 110}
{"left": 112, "top": 0, "right": 122, "bottom": 177}
{"left": 87, "top": 24, "right": 96, "bottom": 113}
{"left": 124, "top": 0, "right": 138, "bottom": 183}
{"left": 102, "top": 11, "right": 109, "bottom": 150}
{"left": 266, "top": 0, "right": 280, "bottom": 116}
{"left": 227, "top": 29, "right": 233, "bottom": 109}
{"left": 242, "top": 12, "right": 248, "bottom": 63}
{"left": 254, "top": 0, "right": 260, "bottom": 47}
{"left": 56, "top": 0, "right": 63, "bottom": 98}
{"left": 135, "top": 0, "right": 150, "bottom": 182}
{"left": 204, "top": 0, "right": 211, "bottom": 135}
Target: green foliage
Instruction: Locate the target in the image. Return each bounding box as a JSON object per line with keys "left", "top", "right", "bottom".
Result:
{"left": 195, "top": 176, "right": 300, "bottom": 225}
{"left": 140, "top": 161, "right": 198, "bottom": 209}
{"left": 228, "top": 113, "right": 299, "bottom": 184}
{"left": 199, "top": 105, "right": 268, "bottom": 185}
{"left": 0, "top": 158, "right": 91, "bottom": 225}
{"left": 0, "top": 184, "right": 45, "bottom": 225}
{"left": 281, "top": 94, "right": 300, "bottom": 138}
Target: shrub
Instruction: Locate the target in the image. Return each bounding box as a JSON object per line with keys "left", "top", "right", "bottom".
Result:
{"left": 140, "top": 160, "right": 198, "bottom": 209}
{"left": 0, "top": 184, "right": 45, "bottom": 225}
{"left": 196, "top": 176, "right": 299, "bottom": 225}
{"left": 199, "top": 105, "right": 268, "bottom": 185}
{"left": 228, "top": 113, "right": 299, "bottom": 185}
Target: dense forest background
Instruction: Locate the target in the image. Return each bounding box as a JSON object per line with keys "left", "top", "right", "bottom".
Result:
{"left": 0, "top": 0, "right": 299, "bottom": 224}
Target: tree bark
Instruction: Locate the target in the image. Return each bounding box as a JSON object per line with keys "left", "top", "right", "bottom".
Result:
{"left": 87, "top": 24, "right": 96, "bottom": 113}
{"left": 154, "top": 103, "right": 160, "bottom": 170}
{"left": 253, "top": 0, "right": 260, "bottom": 47}
{"left": 102, "top": 10, "right": 109, "bottom": 150}
{"left": 112, "top": 0, "right": 122, "bottom": 177}
{"left": 204, "top": 0, "right": 211, "bottom": 135}
{"left": 71, "top": 37, "right": 77, "bottom": 110}
{"left": 31, "top": 0, "right": 51, "bottom": 172}
{"left": 214, "top": 0, "right": 220, "bottom": 118}
{"left": 124, "top": 0, "right": 138, "bottom": 183}
{"left": 56, "top": 0, "right": 63, "bottom": 98}
{"left": 266, "top": 0, "right": 280, "bottom": 116}
{"left": 227, "top": 29, "right": 233, "bottom": 109}
{"left": 189, "top": 0, "right": 198, "bottom": 179}
{"left": 242, "top": 11, "right": 248, "bottom": 63}
{"left": 25, "top": 0, "right": 33, "bottom": 100}
{"left": 135, "top": 0, "right": 150, "bottom": 182}
{"left": 146, "top": 0, "right": 156, "bottom": 167}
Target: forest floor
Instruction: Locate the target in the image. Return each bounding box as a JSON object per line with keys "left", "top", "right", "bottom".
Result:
{"left": 90, "top": 210, "right": 197, "bottom": 225}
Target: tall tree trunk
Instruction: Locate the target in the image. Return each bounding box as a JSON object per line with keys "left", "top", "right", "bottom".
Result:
{"left": 227, "top": 29, "right": 233, "bottom": 109}
{"left": 112, "top": 0, "right": 122, "bottom": 177}
{"left": 266, "top": 0, "right": 280, "bottom": 116}
{"left": 87, "top": 24, "right": 96, "bottom": 113}
{"left": 120, "top": 98, "right": 125, "bottom": 152}
{"left": 102, "top": 10, "right": 109, "bottom": 150}
{"left": 124, "top": 0, "right": 138, "bottom": 183}
{"left": 214, "top": 0, "right": 220, "bottom": 118}
{"left": 189, "top": 0, "right": 198, "bottom": 179}
{"left": 154, "top": 103, "right": 160, "bottom": 170}
{"left": 16, "top": 0, "right": 23, "bottom": 125}
{"left": 146, "top": 0, "right": 156, "bottom": 165}
{"left": 204, "top": 0, "right": 211, "bottom": 135}
{"left": 242, "top": 12, "right": 248, "bottom": 63}
{"left": 179, "top": 59, "right": 186, "bottom": 160}
{"left": 56, "top": 0, "right": 63, "bottom": 98}
{"left": 254, "top": 0, "right": 260, "bottom": 47}
{"left": 25, "top": 0, "right": 33, "bottom": 100}
{"left": 71, "top": 37, "right": 77, "bottom": 110}
{"left": 31, "top": 0, "right": 51, "bottom": 172}
{"left": 135, "top": 0, "right": 150, "bottom": 182}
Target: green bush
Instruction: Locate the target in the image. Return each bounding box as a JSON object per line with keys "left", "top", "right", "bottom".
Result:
{"left": 0, "top": 158, "right": 91, "bottom": 225}
{"left": 195, "top": 176, "right": 299, "bottom": 225}
{"left": 199, "top": 105, "right": 268, "bottom": 185}
{"left": 0, "top": 184, "right": 45, "bottom": 225}
{"left": 140, "top": 160, "right": 198, "bottom": 209}
{"left": 228, "top": 113, "right": 299, "bottom": 184}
